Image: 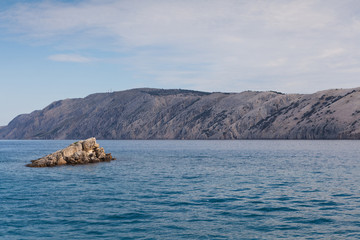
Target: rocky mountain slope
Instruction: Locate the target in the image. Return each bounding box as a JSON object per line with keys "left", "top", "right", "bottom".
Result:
{"left": 1, "top": 87, "right": 360, "bottom": 139}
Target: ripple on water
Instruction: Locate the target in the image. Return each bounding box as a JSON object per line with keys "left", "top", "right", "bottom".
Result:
{"left": 102, "top": 212, "right": 154, "bottom": 221}
{"left": 255, "top": 206, "right": 298, "bottom": 212}
{"left": 331, "top": 193, "right": 353, "bottom": 197}
{"left": 199, "top": 197, "right": 241, "bottom": 203}
{"left": 295, "top": 217, "right": 335, "bottom": 225}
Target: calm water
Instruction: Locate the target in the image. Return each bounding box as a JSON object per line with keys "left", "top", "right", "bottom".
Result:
{"left": 1, "top": 140, "right": 360, "bottom": 239}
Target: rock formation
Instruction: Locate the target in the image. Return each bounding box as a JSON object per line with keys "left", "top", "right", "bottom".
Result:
{"left": 1, "top": 87, "right": 360, "bottom": 140}
{"left": 26, "top": 137, "right": 115, "bottom": 167}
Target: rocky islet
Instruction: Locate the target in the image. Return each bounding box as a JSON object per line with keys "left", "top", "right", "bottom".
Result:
{"left": 26, "top": 137, "right": 115, "bottom": 167}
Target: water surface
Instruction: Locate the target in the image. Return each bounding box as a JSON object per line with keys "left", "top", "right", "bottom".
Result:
{"left": 1, "top": 140, "right": 360, "bottom": 239}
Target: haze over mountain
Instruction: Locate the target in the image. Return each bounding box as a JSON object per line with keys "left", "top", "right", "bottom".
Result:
{"left": 1, "top": 87, "right": 360, "bottom": 140}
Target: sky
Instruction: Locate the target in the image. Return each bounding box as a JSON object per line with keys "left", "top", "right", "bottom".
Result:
{"left": 1, "top": 0, "right": 360, "bottom": 125}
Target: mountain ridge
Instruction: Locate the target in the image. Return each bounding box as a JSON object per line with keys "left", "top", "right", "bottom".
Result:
{"left": 1, "top": 87, "right": 360, "bottom": 139}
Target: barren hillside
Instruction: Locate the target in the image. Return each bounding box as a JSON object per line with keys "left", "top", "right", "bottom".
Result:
{"left": 1, "top": 87, "right": 360, "bottom": 139}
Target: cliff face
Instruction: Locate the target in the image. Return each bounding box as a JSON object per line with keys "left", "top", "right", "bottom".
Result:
{"left": 1, "top": 87, "right": 360, "bottom": 139}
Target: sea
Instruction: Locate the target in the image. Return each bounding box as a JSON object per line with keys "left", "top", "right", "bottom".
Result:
{"left": 1, "top": 140, "right": 360, "bottom": 239}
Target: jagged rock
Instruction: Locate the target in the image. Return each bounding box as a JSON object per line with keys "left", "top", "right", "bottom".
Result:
{"left": 26, "top": 137, "right": 115, "bottom": 167}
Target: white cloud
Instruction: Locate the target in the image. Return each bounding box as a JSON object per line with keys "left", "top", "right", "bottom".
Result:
{"left": 266, "top": 58, "right": 288, "bottom": 67}
{"left": 316, "top": 48, "right": 346, "bottom": 59}
{"left": 1, "top": 0, "right": 360, "bottom": 93}
{"left": 48, "top": 54, "right": 95, "bottom": 63}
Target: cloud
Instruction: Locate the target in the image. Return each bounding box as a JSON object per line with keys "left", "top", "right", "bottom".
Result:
{"left": 316, "top": 48, "right": 346, "bottom": 59}
{"left": 1, "top": 0, "right": 360, "bottom": 92}
{"left": 266, "top": 58, "right": 288, "bottom": 67}
{"left": 48, "top": 54, "right": 95, "bottom": 63}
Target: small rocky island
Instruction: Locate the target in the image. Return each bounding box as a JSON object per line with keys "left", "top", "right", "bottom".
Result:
{"left": 26, "top": 137, "right": 115, "bottom": 167}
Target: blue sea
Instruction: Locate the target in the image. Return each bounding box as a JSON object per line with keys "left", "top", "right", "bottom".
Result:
{"left": 1, "top": 140, "right": 360, "bottom": 239}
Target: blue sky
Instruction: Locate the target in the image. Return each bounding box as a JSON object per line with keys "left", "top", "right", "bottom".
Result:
{"left": 1, "top": 0, "right": 360, "bottom": 125}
